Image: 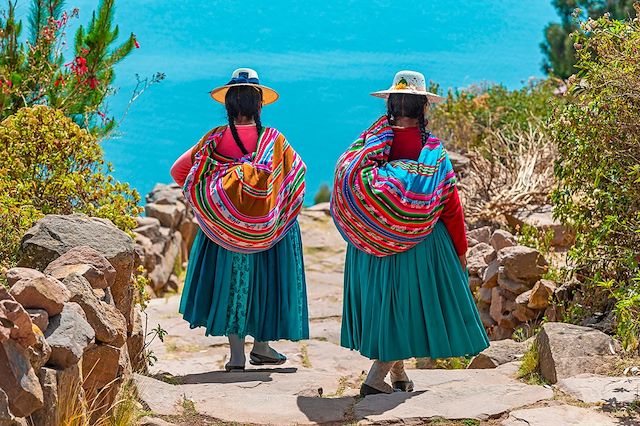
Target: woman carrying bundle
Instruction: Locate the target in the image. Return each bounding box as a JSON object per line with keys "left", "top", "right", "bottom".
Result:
{"left": 171, "top": 68, "right": 308, "bottom": 371}
{"left": 331, "top": 70, "right": 489, "bottom": 396}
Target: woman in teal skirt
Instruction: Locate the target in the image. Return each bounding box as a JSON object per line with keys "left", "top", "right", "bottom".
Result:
{"left": 171, "top": 68, "right": 309, "bottom": 371}
{"left": 332, "top": 70, "right": 489, "bottom": 396}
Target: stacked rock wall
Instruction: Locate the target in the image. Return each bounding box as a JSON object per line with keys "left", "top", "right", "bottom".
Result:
{"left": 0, "top": 214, "right": 145, "bottom": 425}
{"left": 134, "top": 183, "right": 197, "bottom": 297}
{"left": 467, "top": 226, "right": 557, "bottom": 340}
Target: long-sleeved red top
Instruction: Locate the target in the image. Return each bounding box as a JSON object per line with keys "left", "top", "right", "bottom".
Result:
{"left": 390, "top": 126, "right": 468, "bottom": 256}
{"left": 171, "top": 124, "right": 259, "bottom": 187}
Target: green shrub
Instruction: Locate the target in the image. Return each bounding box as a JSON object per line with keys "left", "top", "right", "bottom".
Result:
{"left": 550, "top": 7, "right": 640, "bottom": 350}
{"left": 430, "top": 79, "right": 557, "bottom": 152}
{"left": 0, "top": 105, "right": 141, "bottom": 268}
{"left": 313, "top": 183, "right": 331, "bottom": 205}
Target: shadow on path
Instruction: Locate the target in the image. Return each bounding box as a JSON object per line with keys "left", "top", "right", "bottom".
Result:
{"left": 175, "top": 367, "right": 299, "bottom": 384}
{"left": 296, "top": 391, "right": 424, "bottom": 424}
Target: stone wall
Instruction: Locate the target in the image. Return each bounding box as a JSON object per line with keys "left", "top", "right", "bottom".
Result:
{"left": 134, "top": 183, "right": 198, "bottom": 297}
{"left": 466, "top": 226, "right": 560, "bottom": 340}
{"left": 1, "top": 214, "right": 145, "bottom": 425}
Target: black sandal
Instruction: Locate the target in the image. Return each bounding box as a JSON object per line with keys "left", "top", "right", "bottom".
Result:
{"left": 392, "top": 380, "right": 414, "bottom": 392}
{"left": 360, "top": 383, "right": 392, "bottom": 397}
{"left": 249, "top": 351, "right": 287, "bottom": 366}
{"left": 224, "top": 362, "right": 245, "bottom": 372}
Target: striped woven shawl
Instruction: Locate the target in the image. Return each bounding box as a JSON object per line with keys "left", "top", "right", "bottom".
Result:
{"left": 330, "top": 116, "right": 456, "bottom": 256}
{"left": 183, "top": 126, "right": 306, "bottom": 253}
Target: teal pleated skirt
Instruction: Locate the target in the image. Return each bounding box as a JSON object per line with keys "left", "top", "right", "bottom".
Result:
{"left": 179, "top": 222, "right": 309, "bottom": 342}
{"left": 341, "top": 221, "right": 489, "bottom": 361}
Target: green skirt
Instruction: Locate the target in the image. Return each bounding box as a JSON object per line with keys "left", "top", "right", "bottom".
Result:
{"left": 179, "top": 222, "right": 309, "bottom": 342}
{"left": 341, "top": 221, "right": 489, "bottom": 361}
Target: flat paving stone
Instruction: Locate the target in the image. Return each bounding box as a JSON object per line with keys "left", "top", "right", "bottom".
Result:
{"left": 557, "top": 373, "right": 640, "bottom": 404}
{"left": 502, "top": 403, "right": 617, "bottom": 426}
{"left": 355, "top": 369, "right": 553, "bottom": 423}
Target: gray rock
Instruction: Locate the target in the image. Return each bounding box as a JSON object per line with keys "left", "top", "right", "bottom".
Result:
{"left": 63, "top": 274, "right": 127, "bottom": 346}
{"left": 44, "top": 302, "right": 95, "bottom": 369}
{"left": 482, "top": 259, "right": 499, "bottom": 288}
{"left": 44, "top": 245, "right": 116, "bottom": 289}
{"left": 148, "top": 233, "right": 181, "bottom": 292}
{"left": 0, "top": 388, "right": 18, "bottom": 426}
{"left": 17, "top": 214, "right": 136, "bottom": 330}
{"left": 477, "top": 286, "right": 493, "bottom": 305}
{"left": 528, "top": 280, "right": 555, "bottom": 310}
{"left": 498, "top": 246, "right": 548, "bottom": 284}
{"left": 5, "top": 268, "right": 44, "bottom": 288}
{"left": 134, "top": 217, "right": 163, "bottom": 243}
{"left": 9, "top": 276, "right": 70, "bottom": 316}
{"left": 127, "top": 307, "right": 146, "bottom": 373}
{"left": 491, "top": 229, "right": 517, "bottom": 251}
{"left": 536, "top": 322, "right": 617, "bottom": 384}
{"left": 468, "top": 242, "right": 497, "bottom": 264}
{"left": 467, "top": 226, "right": 492, "bottom": 245}
{"left": 146, "top": 183, "right": 184, "bottom": 205}
{"left": 506, "top": 205, "right": 576, "bottom": 248}
{"left": 498, "top": 268, "right": 537, "bottom": 295}
{"left": 468, "top": 339, "right": 528, "bottom": 369}
{"left": 503, "top": 404, "right": 617, "bottom": 426}
{"left": 29, "top": 367, "right": 58, "bottom": 426}
{"left": 557, "top": 374, "right": 640, "bottom": 404}
{"left": 145, "top": 203, "right": 185, "bottom": 230}
{"left": 490, "top": 287, "right": 517, "bottom": 330}
{"left": 0, "top": 339, "right": 44, "bottom": 417}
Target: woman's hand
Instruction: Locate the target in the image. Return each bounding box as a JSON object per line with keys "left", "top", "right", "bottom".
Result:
{"left": 459, "top": 254, "right": 467, "bottom": 270}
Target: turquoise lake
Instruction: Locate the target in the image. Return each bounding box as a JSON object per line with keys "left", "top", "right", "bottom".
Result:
{"left": 15, "top": 0, "right": 557, "bottom": 202}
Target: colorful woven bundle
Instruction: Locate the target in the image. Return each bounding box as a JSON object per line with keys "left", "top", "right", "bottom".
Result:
{"left": 331, "top": 116, "right": 457, "bottom": 257}
{"left": 183, "top": 126, "right": 306, "bottom": 253}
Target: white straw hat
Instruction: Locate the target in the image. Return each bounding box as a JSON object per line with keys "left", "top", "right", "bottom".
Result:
{"left": 210, "top": 68, "right": 279, "bottom": 105}
{"left": 371, "top": 70, "right": 444, "bottom": 103}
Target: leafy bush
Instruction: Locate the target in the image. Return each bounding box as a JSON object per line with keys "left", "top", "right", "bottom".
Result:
{"left": 313, "top": 183, "right": 331, "bottom": 205}
{"left": 551, "top": 7, "right": 640, "bottom": 349}
{"left": 0, "top": 0, "right": 161, "bottom": 135}
{"left": 541, "top": 0, "right": 637, "bottom": 79}
{"left": 430, "top": 81, "right": 558, "bottom": 223}
{"left": 0, "top": 105, "right": 141, "bottom": 268}
{"left": 430, "top": 79, "right": 556, "bottom": 152}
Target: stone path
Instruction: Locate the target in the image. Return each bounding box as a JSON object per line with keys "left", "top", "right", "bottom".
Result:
{"left": 135, "top": 208, "right": 638, "bottom": 425}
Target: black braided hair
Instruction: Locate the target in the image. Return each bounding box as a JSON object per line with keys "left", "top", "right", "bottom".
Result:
{"left": 224, "top": 85, "right": 264, "bottom": 156}
{"left": 387, "top": 93, "right": 430, "bottom": 146}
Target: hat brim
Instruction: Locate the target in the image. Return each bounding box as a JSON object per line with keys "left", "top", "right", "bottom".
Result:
{"left": 371, "top": 89, "right": 445, "bottom": 104}
{"left": 210, "top": 83, "right": 279, "bottom": 105}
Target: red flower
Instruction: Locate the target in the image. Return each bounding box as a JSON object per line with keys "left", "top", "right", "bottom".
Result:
{"left": 6, "top": 80, "right": 12, "bottom": 87}
{"left": 87, "top": 77, "right": 99, "bottom": 89}
{"left": 54, "top": 75, "right": 65, "bottom": 87}
{"left": 133, "top": 35, "right": 140, "bottom": 49}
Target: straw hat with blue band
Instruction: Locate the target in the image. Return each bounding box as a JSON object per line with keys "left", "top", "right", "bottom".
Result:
{"left": 210, "top": 68, "right": 279, "bottom": 105}
{"left": 371, "top": 70, "right": 444, "bottom": 104}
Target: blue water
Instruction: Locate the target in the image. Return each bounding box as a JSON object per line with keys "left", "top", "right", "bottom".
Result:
{"left": 15, "top": 1, "right": 557, "bottom": 202}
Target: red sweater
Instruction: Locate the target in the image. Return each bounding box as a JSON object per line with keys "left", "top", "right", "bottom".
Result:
{"left": 391, "top": 127, "right": 468, "bottom": 256}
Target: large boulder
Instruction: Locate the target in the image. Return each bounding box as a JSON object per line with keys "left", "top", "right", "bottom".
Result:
{"left": 63, "top": 274, "right": 127, "bottom": 346}
{"left": 44, "top": 303, "right": 95, "bottom": 369}
{"left": 44, "top": 245, "right": 116, "bottom": 289}
{"left": 146, "top": 183, "right": 184, "bottom": 205}
{"left": 9, "top": 276, "right": 70, "bottom": 316}
{"left": 498, "top": 270, "right": 535, "bottom": 295}
{"left": 82, "top": 343, "right": 131, "bottom": 390}
{"left": 498, "top": 246, "right": 548, "bottom": 284}
{"left": 468, "top": 339, "right": 529, "bottom": 369}
{"left": 527, "top": 280, "right": 556, "bottom": 310}
{"left": 18, "top": 214, "right": 136, "bottom": 328}
{"left": 0, "top": 339, "right": 44, "bottom": 417}
{"left": 506, "top": 205, "right": 575, "bottom": 247}
{"left": 536, "top": 322, "right": 617, "bottom": 384}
